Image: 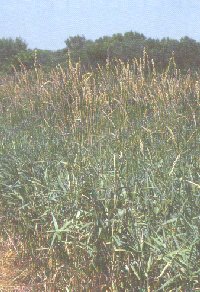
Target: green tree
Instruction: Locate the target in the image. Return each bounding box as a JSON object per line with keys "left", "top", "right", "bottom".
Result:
{"left": 0, "top": 37, "right": 28, "bottom": 72}
{"left": 177, "top": 36, "right": 200, "bottom": 70}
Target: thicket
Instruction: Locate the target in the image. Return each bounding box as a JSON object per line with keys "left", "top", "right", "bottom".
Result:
{"left": 1, "top": 32, "right": 200, "bottom": 74}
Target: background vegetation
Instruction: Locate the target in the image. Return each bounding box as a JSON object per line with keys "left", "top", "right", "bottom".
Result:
{"left": 1, "top": 31, "right": 200, "bottom": 74}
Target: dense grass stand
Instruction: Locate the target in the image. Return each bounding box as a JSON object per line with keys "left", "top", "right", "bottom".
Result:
{"left": 0, "top": 55, "right": 199, "bottom": 290}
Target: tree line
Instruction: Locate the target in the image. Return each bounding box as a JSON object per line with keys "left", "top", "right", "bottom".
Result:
{"left": 1, "top": 31, "right": 200, "bottom": 74}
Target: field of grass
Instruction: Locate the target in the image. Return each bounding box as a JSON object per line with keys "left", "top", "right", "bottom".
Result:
{"left": 0, "top": 54, "right": 200, "bottom": 291}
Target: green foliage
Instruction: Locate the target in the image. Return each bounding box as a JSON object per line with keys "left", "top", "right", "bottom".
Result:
{"left": 1, "top": 32, "right": 200, "bottom": 74}
{"left": 64, "top": 32, "right": 200, "bottom": 71}
{"left": 0, "top": 57, "right": 200, "bottom": 290}
{"left": 0, "top": 37, "right": 27, "bottom": 72}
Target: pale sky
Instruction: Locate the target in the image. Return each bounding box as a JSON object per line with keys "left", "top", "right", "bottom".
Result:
{"left": 0, "top": 0, "right": 200, "bottom": 50}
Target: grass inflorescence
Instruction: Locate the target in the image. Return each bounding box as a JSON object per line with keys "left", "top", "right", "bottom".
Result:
{"left": 0, "top": 54, "right": 200, "bottom": 290}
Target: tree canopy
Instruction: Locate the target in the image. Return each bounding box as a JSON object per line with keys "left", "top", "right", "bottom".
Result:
{"left": 1, "top": 32, "right": 200, "bottom": 74}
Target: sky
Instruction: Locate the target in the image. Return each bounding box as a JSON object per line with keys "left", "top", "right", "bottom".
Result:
{"left": 1, "top": 0, "right": 200, "bottom": 50}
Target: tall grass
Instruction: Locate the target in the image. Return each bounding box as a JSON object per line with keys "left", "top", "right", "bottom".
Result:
{"left": 0, "top": 53, "right": 200, "bottom": 290}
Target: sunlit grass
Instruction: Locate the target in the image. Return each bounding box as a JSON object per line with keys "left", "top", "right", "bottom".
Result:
{"left": 0, "top": 54, "right": 200, "bottom": 290}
